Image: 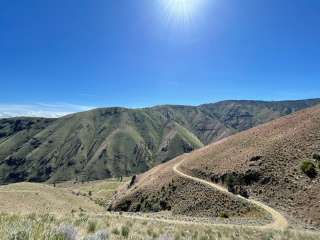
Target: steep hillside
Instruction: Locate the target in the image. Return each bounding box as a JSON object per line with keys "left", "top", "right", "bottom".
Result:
{"left": 110, "top": 106, "right": 320, "bottom": 229}
{"left": 0, "top": 99, "right": 319, "bottom": 184}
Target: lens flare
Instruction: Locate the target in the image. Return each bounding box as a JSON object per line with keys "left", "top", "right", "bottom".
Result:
{"left": 160, "top": 0, "right": 204, "bottom": 24}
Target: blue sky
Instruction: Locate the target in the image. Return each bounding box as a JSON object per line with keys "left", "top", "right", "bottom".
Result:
{"left": 0, "top": 0, "right": 319, "bottom": 117}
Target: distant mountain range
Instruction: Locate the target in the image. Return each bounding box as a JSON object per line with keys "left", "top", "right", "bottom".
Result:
{"left": 0, "top": 99, "right": 319, "bottom": 184}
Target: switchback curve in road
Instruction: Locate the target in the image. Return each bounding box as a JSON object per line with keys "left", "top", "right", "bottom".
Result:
{"left": 173, "top": 157, "right": 289, "bottom": 230}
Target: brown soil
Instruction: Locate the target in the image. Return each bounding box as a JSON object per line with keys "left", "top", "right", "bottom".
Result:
{"left": 110, "top": 156, "right": 265, "bottom": 221}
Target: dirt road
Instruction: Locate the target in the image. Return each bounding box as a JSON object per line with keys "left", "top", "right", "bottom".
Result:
{"left": 173, "top": 157, "right": 289, "bottom": 230}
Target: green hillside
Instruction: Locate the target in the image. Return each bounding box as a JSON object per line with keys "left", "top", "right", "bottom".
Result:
{"left": 0, "top": 99, "right": 319, "bottom": 184}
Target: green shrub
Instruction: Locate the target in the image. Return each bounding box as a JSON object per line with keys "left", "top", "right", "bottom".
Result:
{"left": 111, "top": 228, "right": 120, "bottom": 235}
{"left": 225, "top": 175, "right": 236, "bottom": 193}
{"left": 312, "top": 153, "right": 320, "bottom": 168}
{"left": 147, "top": 228, "right": 152, "bottom": 236}
{"left": 312, "top": 152, "right": 320, "bottom": 161}
{"left": 121, "top": 225, "right": 130, "bottom": 238}
{"left": 128, "top": 175, "right": 136, "bottom": 188}
{"left": 300, "top": 160, "right": 317, "bottom": 178}
{"left": 87, "top": 220, "right": 97, "bottom": 233}
{"left": 74, "top": 215, "right": 89, "bottom": 226}
{"left": 219, "top": 212, "right": 229, "bottom": 218}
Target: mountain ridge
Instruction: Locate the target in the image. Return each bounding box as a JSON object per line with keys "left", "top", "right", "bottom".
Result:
{"left": 0, "top": 98, "right": 319, "bottom": 184}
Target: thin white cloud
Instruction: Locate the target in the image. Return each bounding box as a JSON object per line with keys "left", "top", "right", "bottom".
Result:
{"left": 0, "top": 103, "right": 95, "bottom": 118}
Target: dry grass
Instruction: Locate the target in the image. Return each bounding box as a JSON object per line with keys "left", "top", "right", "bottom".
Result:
{"left": 0, "top": 182, "right": 103, "bottom": 216}
{"left": 0, "top": 180, "right": 319, "bottom": 239}
{"left": 56, "top": 178, "right": 129, "bottom": 207}
{"left": 0, "top": 213, "right": 319, "bottom": 240}
{"left": 0, "top": 178, "right": 126, "bottom": 216}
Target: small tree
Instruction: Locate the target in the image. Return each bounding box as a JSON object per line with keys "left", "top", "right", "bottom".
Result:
{"left": 300, "top": 160, "right": 317, "bottom": 178}
{"left": 219, "top": 212, "right": 229, "bottom": 218}
{"left": 225, "top": 175, "right": 236, "bottom": 193}
{"left": 312, "top": 152, "right": 320, "bottom": 161}
{"left": 128, "top": 175, "right": 136, "bottom": 188}
{"left": 312, "top": 153, "right": 320, "bottom": 168}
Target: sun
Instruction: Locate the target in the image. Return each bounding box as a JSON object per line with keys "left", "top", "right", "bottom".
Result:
{"left": 160, "top": 0, "right": 204, "bottom": 24}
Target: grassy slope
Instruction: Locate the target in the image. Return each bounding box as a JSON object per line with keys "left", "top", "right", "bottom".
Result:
{"left": 110, "top": 106, "right": 320, "bottom": 230}
{"left": 0, "top": 178, "right": 127, "bottom": 216}
{"left": 0, "top": 182, "right": 103, "bottom": 216}
{"left": 0, "top": 99, "right": 319, "bottom": 184}
{"left": 0, "top": 180, "right": 319, "bottom": 239}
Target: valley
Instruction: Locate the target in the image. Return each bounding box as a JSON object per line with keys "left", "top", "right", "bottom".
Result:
{"left": 1, "top": 99, "right": 320, "bottom": 185}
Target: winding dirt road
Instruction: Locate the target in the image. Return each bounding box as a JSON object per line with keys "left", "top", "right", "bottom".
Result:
{"left": 173, "top": 157, "right": 289, "bottom": 230}
{"left": 109, "top": 156, "right": 289, "bottom": 231}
